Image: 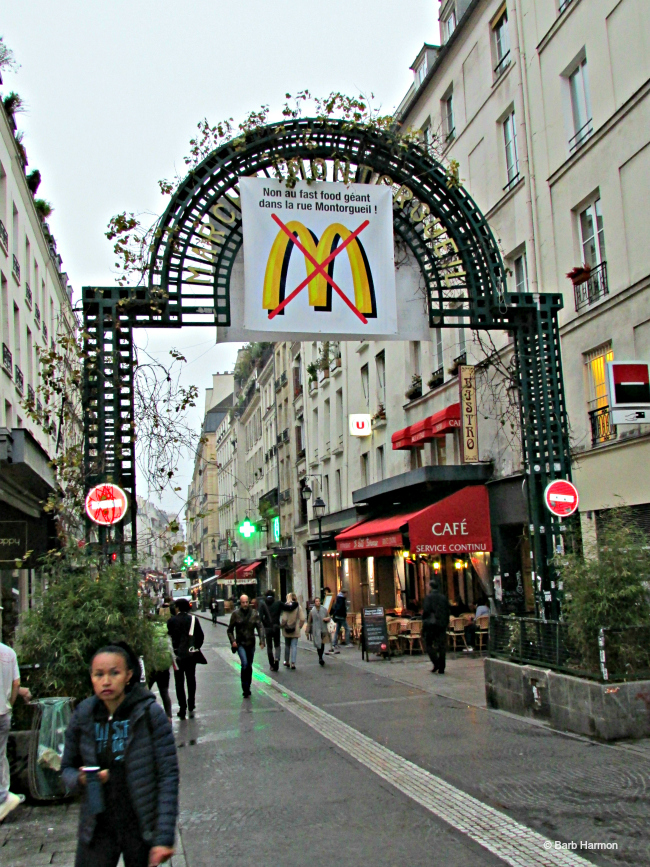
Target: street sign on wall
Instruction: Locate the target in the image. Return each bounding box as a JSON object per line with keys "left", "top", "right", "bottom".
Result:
{"left": 544, "top": 480, "right": 579, "bottom": 517}
{"left": 85, "top": 483, "right": 129, "bottom": 526}
{"left": 349, "top": 414, "right": 371, "bottom": 436}
{"left": 240, "top": 177, "right": 397, "bottom": 337}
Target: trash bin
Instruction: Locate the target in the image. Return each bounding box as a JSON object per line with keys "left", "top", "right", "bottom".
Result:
{"left": 217, "top": 599, "right": 225, "bottom": 617}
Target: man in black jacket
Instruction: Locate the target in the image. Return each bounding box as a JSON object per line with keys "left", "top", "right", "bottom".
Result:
{"left": 329, "top": 590, "right": 350, "bottom": 653}
{"left": 257, "top": 590, "right": 298, "bottom": 671}
{"left": 227, "top": 595, "right": 265, "bottom": 697}
{"left": 422, "top": 579, "right": 450, "bottom": 674}
{"left": 167, "top": 598, "right": 204, "bottom": 719}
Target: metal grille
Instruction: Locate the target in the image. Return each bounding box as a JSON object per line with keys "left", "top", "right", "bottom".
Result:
{"left": 573, "top": 261, "right": 608, "bottom": 311}
{"left": 589, "top": 405, "right": 616, "bottom": 445}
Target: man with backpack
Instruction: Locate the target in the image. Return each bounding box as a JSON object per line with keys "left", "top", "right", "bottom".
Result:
{"left": 257, "top": 589, "right": 298, "bottom": 672}
{"left": 422, "top": 579, "right": 450, "bottom": 674}
{"left": 167, "top": 598, "right": 205, "bottom": 719}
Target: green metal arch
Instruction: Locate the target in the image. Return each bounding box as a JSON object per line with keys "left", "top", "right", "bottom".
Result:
{"left": 146, "top": 118, "right": 508, "bottom": 330}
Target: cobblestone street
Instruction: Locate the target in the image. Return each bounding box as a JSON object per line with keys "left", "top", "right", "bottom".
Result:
{"left": 5, "top": 621, "right": 648, "bottom": 867}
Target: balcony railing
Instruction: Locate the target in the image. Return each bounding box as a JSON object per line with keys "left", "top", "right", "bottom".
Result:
{"left": 27, "top": 384, "right": 35, "bottom": 404}
{"left": 12, "top": 255, "right": 20, "bottom": 283}
{"left": 558, "top": 0, "right": 575, "bottom": 15}
{"left": 2, "top": 344, "right": 12, "bottom": 376}
{"left": 0, "top": 219, "right": 7, "bottom": 255}
{"left": 503, "top": 172, "right": 521, "bottom": 193}
{"left": 43, "top": 322, "right": 48, "bottom": 342}
{"left": 428, "top": 367, "right": 444, "bottom": 390}
{"left": 35, "top": 304, "right": 41, "bottom": 328}
{"left": 493, "top": 50, "right": 511, "bottom": 78}
{"left": 569, "top": 118, "right": 593, "bottom": 153}
{"left": 14, "top": 366, "right": 24, "bottom": 394}
{"left": 25, "top": 283, "right": 32, "bottom": 309}
{"left": 589, "top": 405, "right": 616, "bottom": 446}
{"left": 282, "top": 427, "right": 289, "bottom": 443}
{"left": 573, "top": 262, "right": 608, "bottom": 312}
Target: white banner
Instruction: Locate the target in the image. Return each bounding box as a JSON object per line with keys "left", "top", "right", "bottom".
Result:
{"left": 240, "top": 177, "right": 397, "bottom": 337}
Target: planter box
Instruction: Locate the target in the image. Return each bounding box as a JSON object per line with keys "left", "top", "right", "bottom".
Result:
{"left": 485, "top": 657, "right": 650, "bottom": 741}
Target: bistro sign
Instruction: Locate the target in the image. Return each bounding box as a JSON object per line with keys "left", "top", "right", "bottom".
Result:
{"left": 459, "top": 365, "right": 479, "bottom": 463}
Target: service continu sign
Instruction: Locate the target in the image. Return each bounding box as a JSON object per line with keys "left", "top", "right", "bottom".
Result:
{"left": 240, "top": 177, "right": 397, "bottom": 336}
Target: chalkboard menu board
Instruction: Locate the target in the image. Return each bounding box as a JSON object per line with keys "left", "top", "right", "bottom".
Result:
{"left": 362, "top": 606, "right": 389, "bottom": 660}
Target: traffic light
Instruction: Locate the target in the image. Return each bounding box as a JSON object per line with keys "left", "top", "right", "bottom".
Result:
{"left": 238, "top": 519, "right": 256, "bottom": 539}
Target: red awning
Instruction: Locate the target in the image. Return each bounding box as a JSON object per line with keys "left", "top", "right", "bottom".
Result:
{"left": 336, "top": 486, "right": 492, "bottom": 557}
{"left": 242, "top": 560, "right": 263, "bottom": 576}
{"left": 391, "top": 403, "right": 461, "bottom": 450}
{"left": 234, "top": 564, "right": 258, "bottom": 583}
{"left": 335, "top": 510, "right": 421, "bottom": 554}
{"left": 407, "top": 485, "right": 492, "bottom": 554}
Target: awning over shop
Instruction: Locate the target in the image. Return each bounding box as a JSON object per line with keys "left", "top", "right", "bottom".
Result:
{"left": 242, "top": 560, "right": 263, "bottom": 577}
{"left": 335, "top": 485, "right": 492, "bottom": 557}
{"left": 391, "top": 403, "right": 461, "bottom": 450}
{"left": 407, "top": 485, "right": 492, "bottom": 554}
{"left": 335, "top": 510, "right": 421, "bottom": 555}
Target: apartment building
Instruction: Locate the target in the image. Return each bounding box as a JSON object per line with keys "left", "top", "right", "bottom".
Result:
{"left": 136, "top": 496, "right": 184, "bottom": 574}
{"left": 0, "top": 86, "right": 78, "bottom": 637}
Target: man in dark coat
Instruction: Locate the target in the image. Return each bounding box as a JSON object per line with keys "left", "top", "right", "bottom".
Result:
{"left": 227, "top": 594, "right": 265, "bottom": 697}
{"left": 422, "top": 579, "right": 450, "bottom": 674}
{"left": 167, "top": 598, "right": 204, "bottom": 719}
{"left": 329, "top": 590, "right": 350, "bottom": 652}
{"left": 257, "top": 589, "right": 298, "bottom": 671}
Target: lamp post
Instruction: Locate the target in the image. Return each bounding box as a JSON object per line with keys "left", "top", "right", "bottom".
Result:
{"left": 313, "top": 496, "right": 326, "bottom": 596}
{"left": 231, "top": 540, "right": 239, "bottom": 601}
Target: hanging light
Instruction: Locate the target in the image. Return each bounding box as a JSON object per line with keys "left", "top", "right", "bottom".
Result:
{"left": 302, "top": 483, "right": 312, "bottom": 501}
{"left": 313, "top": 496, "right": 326, "bottom": 519}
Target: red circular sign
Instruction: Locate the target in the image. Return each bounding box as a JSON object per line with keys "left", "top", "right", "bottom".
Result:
{"left": 85, "top": 483, "right": 128, "bottom": 526}
{"left": 544, "top": 480, "right": 579, "bottom": 517}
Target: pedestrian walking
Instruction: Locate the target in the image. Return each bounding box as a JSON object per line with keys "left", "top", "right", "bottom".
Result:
{"left": 62, "top": 643, "right": 178, "bottom": 867}
{"left": 210, "top": 598, "right": 219, "bottom": 625}
{"left": 422, "top": 579, "right": 450, "bottom": 674}
{"left": 0, "top": 641, "right": 31, "bottom": 822}
{"left": 280, "top": 593, "right": 305, "bottom": 670}
{"left": 227, "top": 595, "right": 265, "bottom": 697}
{"left": 307, "top": 598, "right": 331, "bottom": 666}
{"left": 167, "top": 598, "right": 206, "bottom": 719}
{"left": 146, "top": 621, "right": 174, "bottom": 722}
{"left": 328, "top": 589, "right": 350, "bottom": 653}
{"left": 257, "top": 589, "right": 298, "bottom": 672}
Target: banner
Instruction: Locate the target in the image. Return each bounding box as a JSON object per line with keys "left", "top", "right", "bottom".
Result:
{"left": 459, "top": 365, "right": 479, "bottom": 463}
{"left": 240, "top": 177, "right": 397, "bottom": 337}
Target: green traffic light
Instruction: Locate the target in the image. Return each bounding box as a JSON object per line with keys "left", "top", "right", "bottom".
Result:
{"left": 238, "top": 519, "right": 255, "bottom": 538}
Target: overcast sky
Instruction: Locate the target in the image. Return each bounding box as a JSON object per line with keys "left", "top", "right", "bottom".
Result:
{"left": 2, "top": 0, "right": 436, "bottom": 515}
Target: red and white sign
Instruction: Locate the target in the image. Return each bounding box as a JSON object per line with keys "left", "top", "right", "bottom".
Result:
{"left": 606, "top": 361, "right": 650, "bottom": 409}
{"left": 544, "top": 480, "right": 579, "bottom": 517}
{"left": 349, "top": 414, "right": 372, "bottom": 437}
{"left": 85, "top": 483, "right": 129, "bottom": 526}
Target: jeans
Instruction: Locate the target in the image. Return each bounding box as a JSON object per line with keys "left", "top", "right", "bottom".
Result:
{"left": 173, "top": 658, "right": 197, "bottom": 714}
{"left": 74, "top": 819, "right": 150, "bottom": 867}
{"left": 424, "top": 625, "right": 447, "bottom": 673}
{"left": 147, "top": 669, "right": 172, "bottom": 718}
{"left": 0, "top": 712, "right": 10, "bottom": 804}
{"left": 284, "top": 637, "right": 298, "bottom": 665}
{"left": 265, "top": 626, "right": 281, "bottom": 667}
{"left": 331, "top": 617, "right": 350, "bottom": 647}
{"left": 237, "top": 644, "right": 256, "bottom": 694}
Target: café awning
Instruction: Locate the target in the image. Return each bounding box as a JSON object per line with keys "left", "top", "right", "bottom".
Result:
{"left": 336, "top": 485, "right": 492, "bottom": 556}
{"left": 242, "top": 560, "right": 263, "bottom": 577}
{"left": 391, "top": 403, "right": 461, "bottom": 450}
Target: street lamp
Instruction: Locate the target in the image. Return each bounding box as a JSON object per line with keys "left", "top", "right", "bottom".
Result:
{"left": 302, "top": 483, "right": 312, "bottom": 500}
{"left": 231, "top": 540, "right": 239, "bottom": 601}
{"left": 313, "top": 496, "right": 326, "bottom": 595}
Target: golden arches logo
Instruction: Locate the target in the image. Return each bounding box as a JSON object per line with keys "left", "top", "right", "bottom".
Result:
{"left": 263, "top": 221, "right": 376, "bottom": 318}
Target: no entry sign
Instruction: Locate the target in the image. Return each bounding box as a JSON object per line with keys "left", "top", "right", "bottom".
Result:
{"left": 85, "top": 483, "right": 128, "bottom": 526}
{"left": 544, "top": 480, "right": 579, "bottom": 517}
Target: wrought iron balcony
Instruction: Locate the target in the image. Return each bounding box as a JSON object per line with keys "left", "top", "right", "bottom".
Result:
{"left": 25, "top": 283, "right": 32, "bottom": 309}
{"left": 589, "top": 406, "right": 616, "bottom": 446}
{"left": 2, "top": 344, "right": 12, "bottom": 375}
{"left": 282, "top": 427, "right": 289, "bottom": 443}
{"left": 428, "top": 367, "right": 444, "bottom": 390}
{"left": 27, "top": 384, "right": 35, "bottom": 404}
{"left": 35, "top": 304, "right": 41, "bottom": 328}
{"left": 0, "top": 219, "right": 7, "bottom": 255}
{"left": 494, "top": 50, "right": 511, "bottom": 78}
{"left": 12, "top": 255, "right": 20, "bottom": 283}
{"left": 14, "top": 366, "right": 24, "bottom": 394}
{"left": 573, "top": 262, "right": 608, "bottom": 312}
{"left": 43, "top": 322, "right": 48, "bottom": 342}
{"left": 569, "top": 118, "right": 593, "bottom": 153}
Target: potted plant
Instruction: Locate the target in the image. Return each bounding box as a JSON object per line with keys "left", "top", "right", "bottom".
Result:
{"left": 566, "top": 264, "right": 592, "bottom": 286}
{"left": 307, "top": 362, "right": 318, "bottom": 391}
{"left": 428, "top": 368, "right": 444, "bottom": 390}
{"left": 405, "top": 374, "right": 422, "bottom": 401}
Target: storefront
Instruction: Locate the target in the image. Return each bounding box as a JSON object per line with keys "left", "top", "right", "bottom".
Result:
{"left": 335, "top": 486, "right": 493, "bottom": 614}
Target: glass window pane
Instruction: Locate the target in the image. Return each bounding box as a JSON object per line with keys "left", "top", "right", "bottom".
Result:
{"left": 580, "top": 205, "right": 597, "bottom": 267}
{"left": 595, "top": 198, "right": 606, "bottom": 262}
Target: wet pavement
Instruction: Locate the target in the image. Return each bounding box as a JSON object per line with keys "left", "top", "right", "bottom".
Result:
{"left": 2, "top": 622, "right": 649, "bottom": 866}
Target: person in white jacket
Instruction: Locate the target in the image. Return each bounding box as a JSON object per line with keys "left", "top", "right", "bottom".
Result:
{"left": 280, "top": 593, "right": 305, "bottom": 670}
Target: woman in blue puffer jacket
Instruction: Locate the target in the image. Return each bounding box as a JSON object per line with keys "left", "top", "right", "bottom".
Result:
{"left": 61, "top": 644, "right": 179, "bottom": 867}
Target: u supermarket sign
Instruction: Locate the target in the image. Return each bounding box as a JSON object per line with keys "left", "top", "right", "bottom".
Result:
{"left": 240, "top": 177, "right": 397, "bottom": 336}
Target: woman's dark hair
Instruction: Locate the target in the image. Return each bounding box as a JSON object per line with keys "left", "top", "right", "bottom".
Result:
{"left": 90, "top": 641, "right": 142, "bottom": 687}
{"left": 175, "top": 598, "right": 191, "bottom": 613}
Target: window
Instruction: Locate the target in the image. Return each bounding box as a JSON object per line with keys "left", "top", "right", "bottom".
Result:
{"left": 514, "top": 252, "right": 528, "bottom": 292}
{"left": 584, "top": 343, "right": 613, "bottom": 411}
{"left": 323, "top": 475, "right": 330, "bottom": 511}
{"left": 361, "top": 364, "right": 369, "bottom": 408}
{"left": 493, "top": 9, "right": 510, "bottom": 77}
{"left": 410, "top": 341, "right": 421, "bottom": 376}
{"left": 457, "top": 327, "right": 466, "bottom": 358}
{"left": 376, "top": 446, "right": 385, "bottom": 481}
{"left": 503, "top": 110, "right": 520, "bottom": 188}
{"left": 568, "top": 58, "right": 592, "bottom": 151}
{"left": 335, "top": 388, "right": 343, "bottom": 446}
{"left": 335, "top": 469, "right": 342, "bottom": 511}
{"left": 375, "top": 351, "right": 386, "bottom": 407}
{"left": 422, "top": 121, "right": 434, "bottom": 154}
{"left": 442, "top": 9, "right": 457, "bottom": 43}
{"left": 579, "top": 198, "right": 606, "bottom": 268}
{"left": 443, "top": 93, "right": 455, "bottom": 142}
{"left": 360, "top": 452, "right": 369, "bottom": 487}
{"left": 434, "top": 328, "right": 444, "bottom": 371}
{"left": 416, "top": 56, "right": 428, "bottom": 86}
